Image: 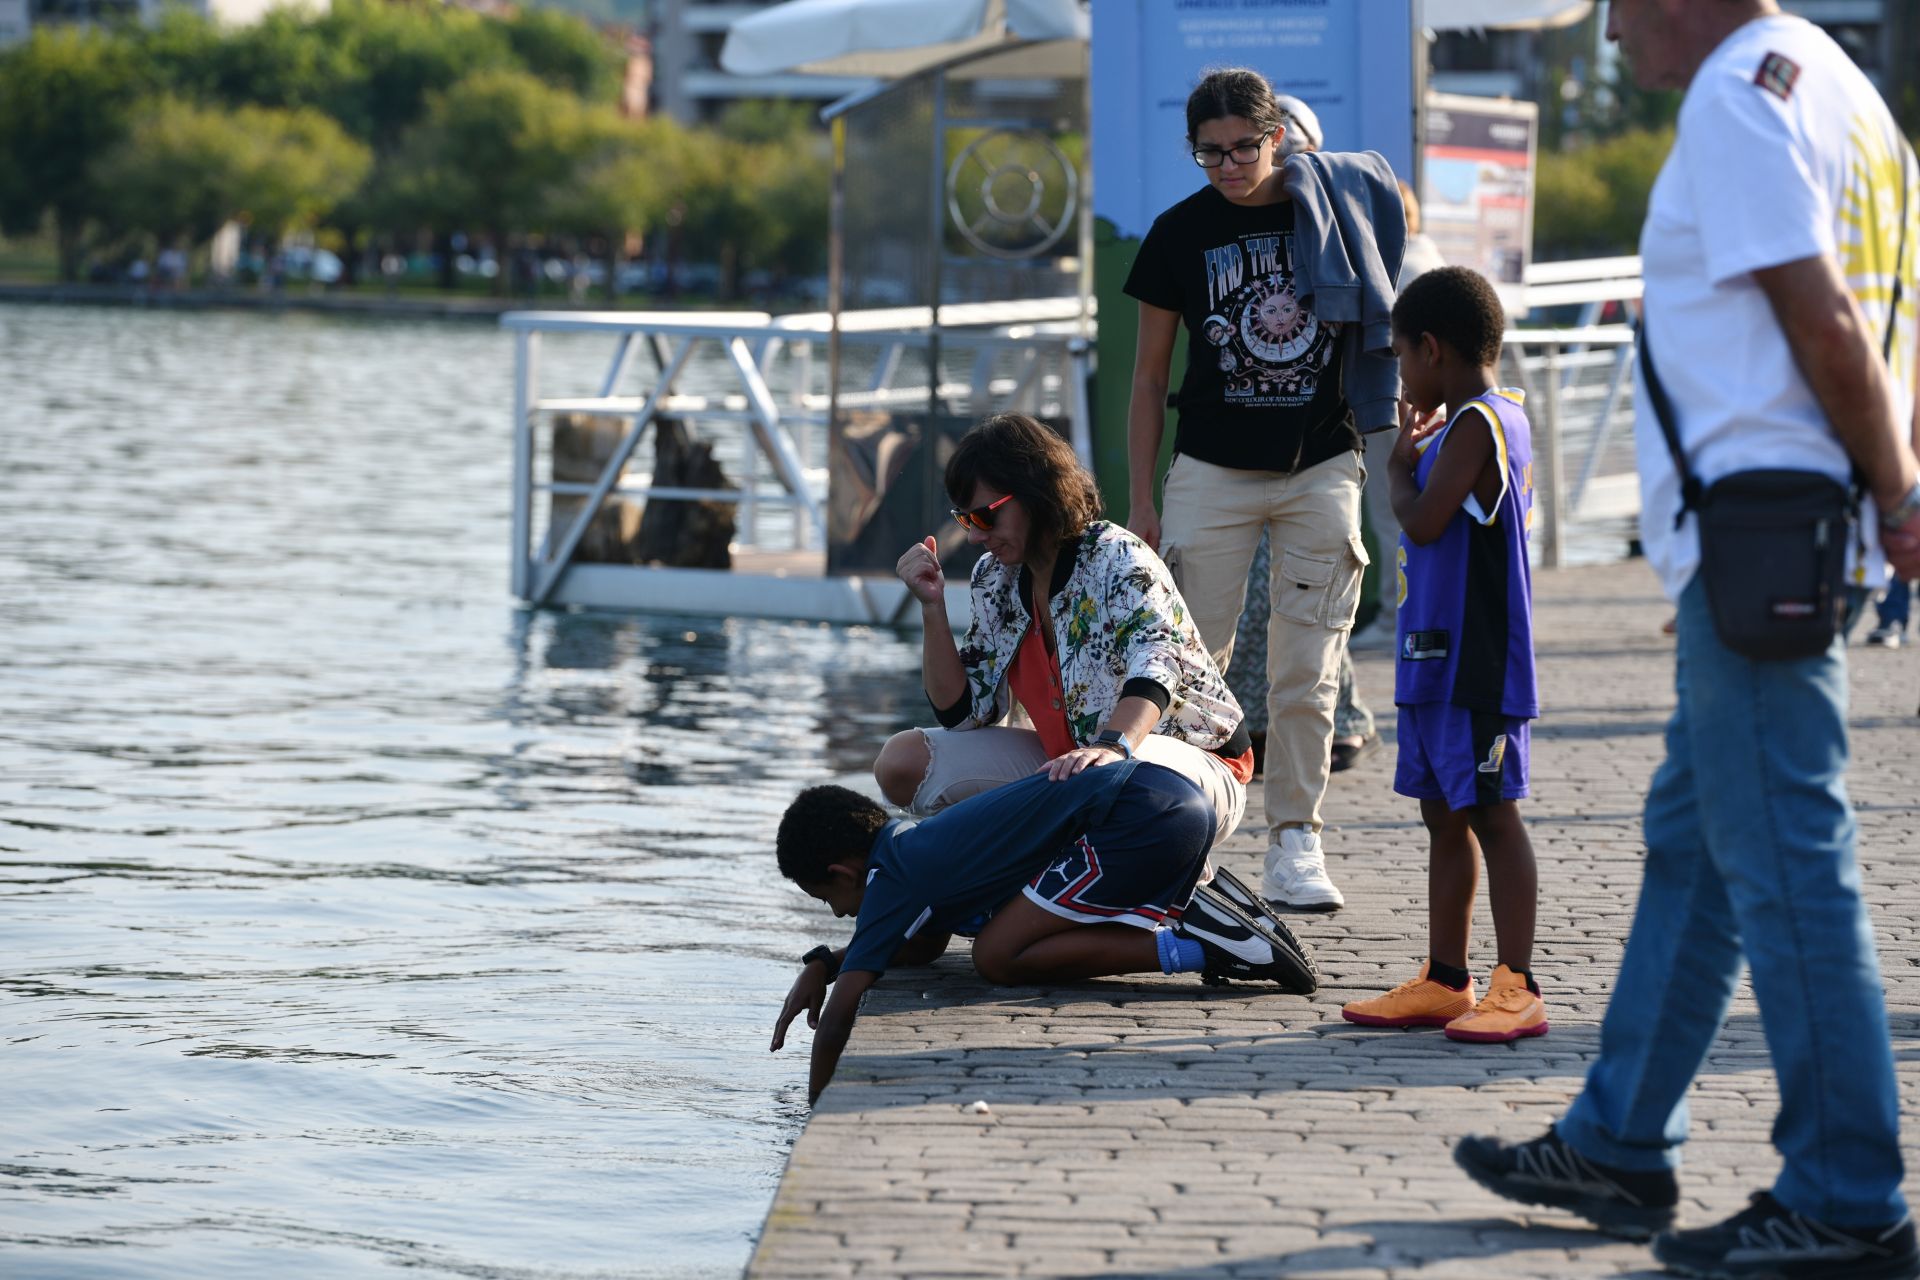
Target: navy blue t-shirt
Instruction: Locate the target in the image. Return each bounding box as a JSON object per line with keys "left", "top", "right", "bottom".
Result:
{"left": 841, "top": 761, "right": 1168, "bottom": 977}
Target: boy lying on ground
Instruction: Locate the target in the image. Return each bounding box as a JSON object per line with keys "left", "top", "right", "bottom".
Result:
{"left": 770, "top": 760, "right": 1316, "bottom": 1103}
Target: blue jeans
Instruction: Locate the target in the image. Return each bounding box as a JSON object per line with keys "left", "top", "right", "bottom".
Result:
{"left": 1556, "top": 575, "right": 1906, "bottom": 1227}
{"left": 1876, "top": 578, "right": 1911, "bottom": 631}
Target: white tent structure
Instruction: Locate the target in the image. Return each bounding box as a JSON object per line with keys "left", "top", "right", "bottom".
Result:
{"left": 720, "top": 0, "right": 1085, "bottom": 79}
{"left": 720, "top": 0, "right": 1594, "bottom": 81}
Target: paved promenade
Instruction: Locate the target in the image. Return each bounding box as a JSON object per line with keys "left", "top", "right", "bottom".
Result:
{"left": 750, "top": 559, "right": 1920, "bottom": 1279}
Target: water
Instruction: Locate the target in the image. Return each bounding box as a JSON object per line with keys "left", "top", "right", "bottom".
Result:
{"left": 0, "top": 304, "right": 925, "bottom": 1278}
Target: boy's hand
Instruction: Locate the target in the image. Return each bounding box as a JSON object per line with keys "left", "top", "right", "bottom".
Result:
{"left": 1392, "top": 399, "right": 1447, "bottom": 470}
{"left": 770, "top": 962, "right": 830, "bottom": 1052}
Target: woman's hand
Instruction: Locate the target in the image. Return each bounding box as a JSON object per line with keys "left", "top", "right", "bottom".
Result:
{"left": 1035, "top": 744, "right": 1125, "bottom": 782}
{"left": 1392, "top": 399, "right": 1447, "bottom": 470}
{"left": 895, "top": 535, "right": 945, "bottom": 606}
{"left": 770, "top": 961, "right": 830, "bottom": 1052}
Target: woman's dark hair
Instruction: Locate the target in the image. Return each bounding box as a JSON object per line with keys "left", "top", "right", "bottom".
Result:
{"left": 776, "top": 785, "right": 889, "bottom": 885}
{"left": 944, "top": 413, "right": 1103, "bottom": 559}
{"left": 1185, "top": 67, "right": 1283, "bottom": 144}
{"left": 1391, "top": 266, "right": 1507, "bottom": 369}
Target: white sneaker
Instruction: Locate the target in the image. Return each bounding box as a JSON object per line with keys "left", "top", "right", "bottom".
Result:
{"left": 1261, "top": 827, "right": 1344, "bottom": 911}
{"left": 1348, "top": 613, "right": 1397, "bottom": 652}
{"left": 1864, "top": 624, "right": 1903, "bottom": 649}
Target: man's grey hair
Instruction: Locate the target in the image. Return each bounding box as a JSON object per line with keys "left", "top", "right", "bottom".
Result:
{"left": 1273, "top": 93, "right": 1324, "bottom": 156}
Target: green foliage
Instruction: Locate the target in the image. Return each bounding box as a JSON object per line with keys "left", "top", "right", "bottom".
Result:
{"left": 1534, "top": 126, "right": 1674, "bottom": 260}
{"left": 0, "top": 27, "right": 145, "bottom": 277}
{"left": 377, "top": 68, "right": 585, "bottom": 236}
{"left": 501, "top": 8, "right": 623, "bottom": 102}
{"left": 94, "top": 97, "right": 370, "bottom": 244}
{"left": 0, "top": 0, "right": 833, "bottom": 297}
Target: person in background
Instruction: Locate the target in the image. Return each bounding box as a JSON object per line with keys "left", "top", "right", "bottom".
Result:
{"left": 1864, "top": 578, "right": 1910, "bottom": 647}
{"left": 1125, "top": 69, "right": 1403, "bottom": 913}
{"left": 1455, "top": 5, "right": 1920, "bottom": 1276}
{"left": 1353, "top": 181, "right": 1449, "bottom": 654}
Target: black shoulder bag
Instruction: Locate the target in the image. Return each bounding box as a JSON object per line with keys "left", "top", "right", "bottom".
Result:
{"left": 1639, "top": 147, "right": 1910, "bottom": 661}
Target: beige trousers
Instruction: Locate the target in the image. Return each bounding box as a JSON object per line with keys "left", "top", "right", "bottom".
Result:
{"left": 1159, "top": 449, "right": 1368, "bottom": 839}
{"left": 908, "top": 725, "right": 1247, "bottom": 849}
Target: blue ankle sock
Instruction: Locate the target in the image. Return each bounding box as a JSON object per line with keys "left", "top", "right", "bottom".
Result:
{"left": 1156, "top": 929, "right": 1206, "bottom": 975}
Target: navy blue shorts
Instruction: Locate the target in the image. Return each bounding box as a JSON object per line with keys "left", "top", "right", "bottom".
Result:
{"left": 1022, "top": 763, "right": 1214, "bottom": 931}
{"left": 1394, "top": 703, "right": 1530, "bottom": 811}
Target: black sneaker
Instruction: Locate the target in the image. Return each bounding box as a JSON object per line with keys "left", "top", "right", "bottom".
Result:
{"left": 1653, "top": 1192, "right": 1920, "bottom": 1279}
{"left": 1176, "top": 883, "right": 1317, "bottom": 994}
{"left": 1204, "top": 868, "right": 1321, "bottom": 980}
{"left": 1454, "top": 1127, "right": 1678, "bottom": 1240}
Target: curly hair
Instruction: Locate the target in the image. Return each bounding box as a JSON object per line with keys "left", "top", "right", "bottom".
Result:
{"left": 1391, "top": 266, "right": 1507, "bottom": 369}
{"left": 1185, "top": 67, "right": 1283, "bottom": 144}
{"left": 776, "top": 785, "right": 889, "bottom": 885}
{"left": 944, "top": 413, "right": 1103, "bottom": 561}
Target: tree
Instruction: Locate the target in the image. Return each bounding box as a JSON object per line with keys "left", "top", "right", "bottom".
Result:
{"left": 0, "top": 28, "right": 145, "bottom": 280}
{"left": 1534, "top": 126, "right": 1674, "bottom": 260}
{"left": 376, "top": 69, "right": 589, "bottom": 291}
{"left": 93, "top": 97, "right": 371, "bottom": 251}
{"left": 502, "top": 8, "right": 624, "bottom": 103}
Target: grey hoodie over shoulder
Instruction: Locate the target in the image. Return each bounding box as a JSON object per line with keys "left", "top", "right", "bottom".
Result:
{"left": 1282, "top": 149, "right": 1406, "bottom": 432}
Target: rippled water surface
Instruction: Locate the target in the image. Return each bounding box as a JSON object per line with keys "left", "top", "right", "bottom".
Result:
{"left": 0, "top": 303, "right": 924, "bottom": 1278}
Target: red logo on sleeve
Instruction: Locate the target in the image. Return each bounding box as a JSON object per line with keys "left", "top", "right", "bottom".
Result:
{"left": 1754, "top": 52, "right": 1801, "bottom": 101}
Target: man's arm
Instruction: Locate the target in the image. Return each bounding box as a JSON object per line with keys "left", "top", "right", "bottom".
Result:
{"left": 1388, "top": 402, "right": 1488, "bottom": 545}
{"left": 1752, "top": 254, "right": 1919, "bottom": 510}
{"left": 808, "top": 968, "right": 878, "bottom": 1105}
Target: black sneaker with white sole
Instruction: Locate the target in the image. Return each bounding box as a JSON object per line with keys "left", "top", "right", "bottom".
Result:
{"left": 1652, "top": 1192, "right": 1919, "bottom": 1280}
{"left": 1454, "top": 1127, "right": 1679, "bottom": 1240}
{"left": 1175, "top": 883, "right": 1317, "bottom": 994}
{"left": 1202, "top": 869, "right": 1321, "bottom": 983}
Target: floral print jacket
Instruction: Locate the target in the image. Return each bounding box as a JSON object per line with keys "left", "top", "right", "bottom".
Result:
{"left": 951, "top": 521, "right": 1243, "bottom": 748}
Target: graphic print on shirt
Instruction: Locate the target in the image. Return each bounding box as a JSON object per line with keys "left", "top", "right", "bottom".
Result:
{"left": 1197, "top": 232, "right": 1339, "bottom": 406}
{"left": 1838, "top": 116, "right": 1919, "bottom": 391}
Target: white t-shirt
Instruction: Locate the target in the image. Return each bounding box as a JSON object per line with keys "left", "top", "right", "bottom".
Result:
{"left": 1635, "top": 14, "right": 1919, "bottom": 602}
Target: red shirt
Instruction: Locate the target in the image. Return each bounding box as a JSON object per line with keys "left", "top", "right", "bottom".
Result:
{"left": 1007, "top": 622, "right": 1075, "bottom": 758}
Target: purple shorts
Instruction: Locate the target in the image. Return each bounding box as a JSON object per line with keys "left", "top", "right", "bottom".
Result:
{"left": 1394, "top": 703, "right": 1530, "bottom": 811}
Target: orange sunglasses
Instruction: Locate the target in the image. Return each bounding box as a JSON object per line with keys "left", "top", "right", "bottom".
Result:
{"left": 950, "top": 492, "right": 1013, "bottom": 532}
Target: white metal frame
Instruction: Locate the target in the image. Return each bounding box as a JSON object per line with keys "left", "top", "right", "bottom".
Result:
{"left": 503, "top": 302, "right": 1093, "bottom": 609}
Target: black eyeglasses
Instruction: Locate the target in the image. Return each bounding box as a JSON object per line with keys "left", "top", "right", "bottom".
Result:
{"left": 950, "top": 493, "right": 1013, "bottom": 532}
{"left": 1191, "top": 132, "right": 1273, "bottom": 169}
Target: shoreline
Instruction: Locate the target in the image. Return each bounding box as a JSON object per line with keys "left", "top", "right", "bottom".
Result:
{"left": 0, "top": 282, "right": 761, "bottom": 322}
{"left": 747, "top": 557, "right": 1920, "bottom": 1278}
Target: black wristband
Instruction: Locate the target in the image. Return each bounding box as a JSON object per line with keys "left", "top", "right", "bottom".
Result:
{"left": 800, "top": 944, "right": 841, "bottom": 981}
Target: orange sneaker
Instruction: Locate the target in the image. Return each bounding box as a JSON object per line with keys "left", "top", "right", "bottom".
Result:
{"left": 1341, "top": 962, "right": 1476, "bottom": 1028}
{"left": 1445, "top": 965, "right": 1548, "bottom": 1042}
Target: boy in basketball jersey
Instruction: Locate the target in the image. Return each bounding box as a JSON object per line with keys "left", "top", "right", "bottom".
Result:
{"left": 1341, "top": 266, "right": 1546, "bottom": 1043}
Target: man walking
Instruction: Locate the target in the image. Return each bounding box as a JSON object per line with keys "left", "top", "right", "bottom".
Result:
{"left": 1453, "top": 3, "right": 1920, "bottom": 1277}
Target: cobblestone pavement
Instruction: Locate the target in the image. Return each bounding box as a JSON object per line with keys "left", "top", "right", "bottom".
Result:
{"left": 750, "top": 560, "right": 1920, "bottom": 1279}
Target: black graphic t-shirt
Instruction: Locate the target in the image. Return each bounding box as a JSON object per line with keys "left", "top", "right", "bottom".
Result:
{"left": 1124, "top": 186, "right": 1358, "bottom": 473}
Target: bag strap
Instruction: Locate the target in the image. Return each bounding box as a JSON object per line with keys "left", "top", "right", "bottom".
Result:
{"left": 1882, "top": 138, "right": 1911, "bottom": 364}
{"left": 1635, "top": 323, "right": 1705, "bottom": 530}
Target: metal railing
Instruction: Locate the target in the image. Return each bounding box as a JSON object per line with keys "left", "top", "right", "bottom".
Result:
{"left": 503, "top": 303, "right": 1092, "bottom": 607}
{"left": 1505, "top": 324, "right": 1641, "bottom": 569}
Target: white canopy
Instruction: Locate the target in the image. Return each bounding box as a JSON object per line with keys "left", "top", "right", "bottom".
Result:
{"left": 720, "top": 0, "right": 1087, "bottom": 79}
{"left": 1426, "top": 0, "right": 1594, "bottom": 31}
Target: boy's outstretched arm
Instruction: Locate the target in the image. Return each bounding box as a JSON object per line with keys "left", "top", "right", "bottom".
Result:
{"left": 1390, "top": 404, "right": 1498, "bottom": 545}
{"left": 809, "top": 969, "right": 878, "bottom": 1105}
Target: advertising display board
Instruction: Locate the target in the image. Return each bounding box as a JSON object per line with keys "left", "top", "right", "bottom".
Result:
{"left": 1421, "top": 91, "right": 1538, "bottom": 315}
{"left": 1090, "top": 0, "right": 1417, "bottom": 511}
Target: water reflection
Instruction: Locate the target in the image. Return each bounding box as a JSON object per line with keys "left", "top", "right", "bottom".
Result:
{"left": 0, "top": 303, "right": 925, "bottom": 1278}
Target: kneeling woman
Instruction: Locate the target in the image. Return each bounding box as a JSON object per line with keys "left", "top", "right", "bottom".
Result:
{"left": 875, "top": 412, "right": 1252, "bottom": 845}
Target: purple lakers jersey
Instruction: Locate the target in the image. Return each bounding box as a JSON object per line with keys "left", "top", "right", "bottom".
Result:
{"left": 1394, "top": 388, "right": 1538, "bottom": 719}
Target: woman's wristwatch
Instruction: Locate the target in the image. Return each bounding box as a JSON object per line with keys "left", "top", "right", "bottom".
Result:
{"left": 1092, "top": 728, "right": 1133, "bottom": 759}
{"left": 1882, "top": 480, "right": 1920, "bottom": 530}
{"left": 800, "top": 944, "right": 841, "bottom": 982}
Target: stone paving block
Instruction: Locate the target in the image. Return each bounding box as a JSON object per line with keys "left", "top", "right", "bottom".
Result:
{"left": 749, "top": 562, "right": 1920, "bottom": 1279}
